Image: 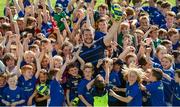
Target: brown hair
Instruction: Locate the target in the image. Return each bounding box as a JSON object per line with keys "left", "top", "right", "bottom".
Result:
{"left": 98, "top": 4, "right": 108, "bottom": 10}
{"left": 167, "top": 28, "right": 178, "bottom": 38}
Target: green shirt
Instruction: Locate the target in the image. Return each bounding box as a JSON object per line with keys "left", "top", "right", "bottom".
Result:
{"left": 53, "top": 11, "right": 66, "bottom": 31}
{"left": 94, "top": 93, "right": 108, "bottom": 107}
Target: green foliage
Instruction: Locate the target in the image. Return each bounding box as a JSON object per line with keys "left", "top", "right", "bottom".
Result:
{"left": 0, "top": 0, "right": 176, "bottom": 16}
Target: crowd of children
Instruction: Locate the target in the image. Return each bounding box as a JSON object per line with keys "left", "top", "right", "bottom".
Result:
{"left": 0, "top": 0, "right": 180, "bottom": 106}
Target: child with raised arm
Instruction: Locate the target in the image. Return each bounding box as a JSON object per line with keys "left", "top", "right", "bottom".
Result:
{"left": 2, "top": 73, "right": 25, "bottom": 106}
{"left": 18, "top": 52, "right": 41, "bottom": 105}
{"left": 160, "top": 54, "right": 175, "bottom": 105}
{"left": 163, "top": 69, "right": 180, "bottom": 106}
{"left": 140, "top": 68, "right": 166, "bottom": 106}
{"left": 49, "top": 68, "right": 65, "bottom": 106}
{"left": 109, "top": 66, "right": 143, "bottom": 106}
{"left": 86, "top": 60, "right": 110, "bottom": 107}
{"left": 28, "top": 69, "right": 50, "bottom": 106}
{"left": 78, "top": 63, "right": 94, "bottom": 106}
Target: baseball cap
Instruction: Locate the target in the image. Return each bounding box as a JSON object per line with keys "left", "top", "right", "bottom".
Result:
{"left": 55, "top": 3, "right": 63, "bottom": 9}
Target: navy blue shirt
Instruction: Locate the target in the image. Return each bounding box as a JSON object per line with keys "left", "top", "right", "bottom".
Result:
{"left": 172, "top": 6, "right": 179, "bottom": 14}
{"left": 78, "top": 78, "right": 94, "bottom": 106}
{"left": 94, "top": 31, "right": 106, "bottom": 40}
{"left": 162, "top": 67, "right": 175, "bottom": 103}
{"left": 66, "top": 75, "right": 81, "bottom": 101}
{"left": 126, "top": 82, "right": 142, "bottom": 106}
{"left": 18, "top": 75, "right": 36, "bottom": 104}
{"left": 0, "top": 84, "right": 8, "bottom": 106}
{"left": 80, "top": 38, "right": 106, "bottom": 66}
{"left": 172, "top": 41, "right": 180, "bottom": 50}
{"left": 56, "top": 0, "right": 69, "bottom": 11}
{"left": 170, "top": 79, "right": 180, "bottom": 106}
{"left": 146, "top": 81, "right": 166, "bottom": 106}
{"left": 49, "top": 79, "right": 64, "bottom": 106}
{"left": 2, "top": 86, "right": 25, "bottom": 106}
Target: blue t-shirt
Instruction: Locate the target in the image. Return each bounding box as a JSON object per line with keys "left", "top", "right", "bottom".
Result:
{"left": 2, "top": 86, "right": 25, "bottom": 106}
{"left": 18, "top": 75, "right": 36, "bottom": 103}
{"left": 80, "top": 38, "right": 106, "bottom": 66}
{"left": 78, "top": 78, "right": 94, "bottom": 106}
{"left": 100, "top": 70, "right": 121, "bottom": 103}
{"left": 162, "top": 67, "right": 175, "bottom": 103}
{"left": 49, "top": 79, "right": 64, "bottom": 106}
{"left": 0, "top": 84, "right": 8, "bottom": 106}
{"left": 146, "top": 81, "right": 166, "bottom": 106}
{"left": 126, "top": 82, "right": 142, "bottom": 106}
{"left": 170, "top": 79, "right": 180, "bottom": 106}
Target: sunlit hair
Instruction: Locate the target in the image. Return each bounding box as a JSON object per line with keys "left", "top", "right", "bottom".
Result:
{"left": 53, "top": 55, "right": 63, "bottom": 62}
{"left": 161, "top": 54, "right": 174, "bottom": 64}
{"left": 123, "top": 64, "right": 144, "bottom": 83}
{"left": 84, "top": 63, "right": 94, "bottom": 73}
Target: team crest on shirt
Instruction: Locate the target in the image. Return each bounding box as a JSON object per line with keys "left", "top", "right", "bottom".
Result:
{"left": 29, "top": 83, "right": 32, "bottom": 86}
{"left": 16, "top": 94, "right": 20, "bottom": 99}
{"left": 7, "top": 95, "right": 10, "bottom": 98}
{"left": 93, "top": 45, "right": 97, "bottom": 48}
{"left": 112, "top": 79, "right": 116, "bottom": 83}
{"left": 74, "top": 82, "right": 78, "bottom": 86}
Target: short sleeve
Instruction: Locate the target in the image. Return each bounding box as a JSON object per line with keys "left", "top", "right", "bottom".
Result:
{"left": 66, "top": 79, "right": 71, "bottom": 89}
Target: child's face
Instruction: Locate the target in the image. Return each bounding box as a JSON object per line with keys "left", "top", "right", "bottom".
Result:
{"left": 175, "top": 73, "right": 180, "bottom": 83}
{"left": 98, "top": 7, "right": 107, "bottom": 16}
{"left": 98, "top": 21, "right": 108, "bottom": 32}
{"left": 113, "top": 64, "right": 121, "bottom": 72}
{"left": 161, "top": 58, "right": 172, "bottom": 70}
{"left": 24, "top": 69, "right": 34, "bottom": 80}
{"left": 127, "top": 57, "right": 137, "bottom": 65}
{"left": 62, "top": 46, "right": 71, "bottom": 55}
{"left": 6, "top": 59, "right": 15, "bottom": 68}
{"left": 54, "top": 59, "right": 62, "bottom": 68}
{"left": 166, "top": 15, "right": 175, "bottom": 25}
{"left": 24, "top": 53, "right": 34, "bottom": 64}
{"left": 149, "top": 72, "right": 156, "bottom": 82}
{"left": 123, "top": 37, "right": 132, "bottom": 46}
{"left": 157, "top": 49, "right": 167, "bottom": 59}
{"left": 140, "top": 18, "right": 149, "bottom": 29}
{"left": 39, "top": 73, "right": 47, "bottom": 84}
{"left": 169, "top": 34, "right": 179, "bottom": 43}
{"left": 128, "top": 72, "right": 138, "bottom": 84}
{"left": 41, "top": 58, "right": 50, "bottom": 68}
{"left": 0, "top": 77, "right": 6, "bottom": 87}
{"left": 68, "top": 67, "right": 78, "bottom": 77}
{"left": 7, "top": 76, "right": 17, "bottom": 87}
{"left": 83, "top": 68, "right": 93, "bottom": 79}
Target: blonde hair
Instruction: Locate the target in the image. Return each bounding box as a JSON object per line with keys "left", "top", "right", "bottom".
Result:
{"left": 123, "top": 64, "right": 144, "bottom": 83}
{"left": 156, "top": 45, "right": 167, "bottom": 54}
{"left": 162, "top": 54, "right": 174, "bottom": 64}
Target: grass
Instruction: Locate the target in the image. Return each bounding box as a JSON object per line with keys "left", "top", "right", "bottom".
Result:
{"left": 0, "top": 0, "right": 176, "bottom": 16}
